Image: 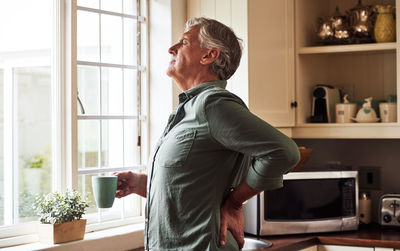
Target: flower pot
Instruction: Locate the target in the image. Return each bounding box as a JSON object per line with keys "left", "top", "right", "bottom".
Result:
{"left": 37, "top": 219, "right": 86, "bottom": 244}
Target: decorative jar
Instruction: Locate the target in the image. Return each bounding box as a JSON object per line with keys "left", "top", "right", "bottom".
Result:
{"left": 374, "top": 5, "right": 396, "bottom": 43}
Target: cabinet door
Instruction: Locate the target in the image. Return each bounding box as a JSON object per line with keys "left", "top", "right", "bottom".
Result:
{"left": 247, "top": 0, "right": 296, "bottom": 127}
{"left": 318, "top": 245, "right": 373, "bottom": 251}
{"left": 186, "top": 0, "right": 296, "bottom": 128}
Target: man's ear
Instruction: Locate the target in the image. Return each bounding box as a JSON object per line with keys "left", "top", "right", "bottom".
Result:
{"left": 200, "top": 48, "right": 220, "bottom": 65}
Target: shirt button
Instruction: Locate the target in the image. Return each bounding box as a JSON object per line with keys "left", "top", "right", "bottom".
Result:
{"left": 145, "top": 218, "right": 149, "bottom": 223}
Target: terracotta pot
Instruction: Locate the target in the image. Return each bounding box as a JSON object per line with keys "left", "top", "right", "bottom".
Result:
{"left": 37, "top": 219, "right": 86, "bottom": 244}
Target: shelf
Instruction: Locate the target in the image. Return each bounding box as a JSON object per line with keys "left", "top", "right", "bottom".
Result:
{"left": 292, "top": 123, "right": 400, "bottom": 139}
{"left": 298, "top": 42, "right": 397, "bottom": 55}
{"left": 296, "top": 123, "right": 398, "bottom": 127}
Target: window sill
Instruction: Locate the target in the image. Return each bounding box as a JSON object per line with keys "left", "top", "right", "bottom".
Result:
{"left": 4, "top": 223, "right": 144, "bottom": 251}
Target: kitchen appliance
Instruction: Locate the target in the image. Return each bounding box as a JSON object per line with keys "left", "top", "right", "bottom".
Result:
{"left": 379, "top": 194, "right": 400, "bottom": 227}
{"left": 243, "top": 171, "right": 359, "bottom": 236}
{"left": 359, "top": 192, "right": 371, "bottom": 224}
{"left": 311, "top": 85, "right": 341, "bottom": 123}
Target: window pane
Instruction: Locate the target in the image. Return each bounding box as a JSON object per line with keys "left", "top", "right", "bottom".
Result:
{"left": 0, "top": 0, "right": 54, "bottom": 227}
{"left": 101, "top": 67, "right": 123, "bottom": 115}
{"left": 77, "top": 10, "right": 100, "bottom": 62}
{"left": 124, "top": 120, "right": 138, "bottom": 167}
{"left": 124, "top": 194, "right": 141, "bottom": 218}
{"left": 123, "top": 0, "right": 137, "bottom": 15}
{"left": 0, "top": 69, "right": 3, "bottom": 226}
{"left": 78, "top": 120, "right": 100, "bottom": 169}
{"left": 15, "top": 67, "right": 52, "bottom": 223}
{"left": 123, "top": 18, "right": 138, "bottom": 66}
{"left": 78, "top": 65, "right": 100, "bottom": 115}
{"left": 101, "top": 0, "right": 122, "bottom": 13}
{"left": 124, "top": 69, "right": 138, "bottom": 116}
{"left": 78, "top": 174, "right": 98, "bottom": 215}
{"left": 101, "top": 14, "right": 122, "bottom": 64}
{"left": 102, "top": 120, "right": 123, "bottom": 168}
{"left": 0, "top": 1, "right": 52, "bottom": 53}
{"left": 77, "top": 0, "right": 99, "bottom": 9}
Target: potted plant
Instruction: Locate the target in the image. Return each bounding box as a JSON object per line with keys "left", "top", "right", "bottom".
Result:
{"left": 34, "top": 190, "right": 89, "bottom": 244}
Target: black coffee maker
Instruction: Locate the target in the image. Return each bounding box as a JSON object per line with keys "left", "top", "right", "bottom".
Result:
{"left": 310, "top": 84, "right": 340, "bottom": 123}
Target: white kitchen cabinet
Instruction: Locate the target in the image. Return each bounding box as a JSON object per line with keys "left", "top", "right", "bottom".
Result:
{"left": 318, "top": 245, "right": 373, "bottom": 251}
{"left": 301, "top": 245, "right": 396, "bottom": 251}
{"left": 291, "top": 0, "right": 400, "bottom": 138}
{"left": 186, "top": 0, "right": 296, "bottom": 129}
{"left": 299, "top": 245, "right": 318, "bottom": 251}
{"left": 187, "top": 0, "right": 400, "bottom": 138}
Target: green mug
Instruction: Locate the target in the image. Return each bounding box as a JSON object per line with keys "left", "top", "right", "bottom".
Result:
{"left": 91, "top": 176, "right": 117, "bottom": 208}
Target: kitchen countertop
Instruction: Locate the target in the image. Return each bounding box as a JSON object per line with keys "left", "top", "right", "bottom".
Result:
{"left": 132, "top": 224, "right": 400, "bottom": 251}
{"left": 252, "top": 223, "right": 400, "bottom": 251}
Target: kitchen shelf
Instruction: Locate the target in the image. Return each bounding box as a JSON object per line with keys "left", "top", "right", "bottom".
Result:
{"left": 296, "top": 123, "right": 399, "bottom": 127}
{"left": 292, "top": 123, "right": 400, "bottom": 139}
{"left": 298, "top": 42, "right": 397, "bottom": 55}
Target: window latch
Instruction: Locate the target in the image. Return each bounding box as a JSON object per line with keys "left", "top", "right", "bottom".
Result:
{"left": 77, "top": 91, "right": 86, "bottom": 114}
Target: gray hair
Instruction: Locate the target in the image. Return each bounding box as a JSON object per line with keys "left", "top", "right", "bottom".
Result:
{"left": 185, "top": 17, "right": 242, "bottom": 80}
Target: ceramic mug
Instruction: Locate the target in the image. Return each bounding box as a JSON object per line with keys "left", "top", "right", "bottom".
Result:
{"left": 92, "top": 176, "right": 117, "bottom": 208}
{"left": 335, "top": 103, "right": 357, "bottom": 123}
{"left": 379, "top": 102, "right": 397, "bottom": 123}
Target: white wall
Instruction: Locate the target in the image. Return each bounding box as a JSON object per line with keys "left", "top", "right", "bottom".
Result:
{"left": 171, "top": 0, "right": 187, "bottom": 108}
{"left": 148, "top": 0, "right": 186, "bottom": 152}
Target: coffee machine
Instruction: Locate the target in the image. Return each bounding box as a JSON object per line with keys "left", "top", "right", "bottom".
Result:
{"left": 311, "top": 84, "right": 341, "bottom": 123}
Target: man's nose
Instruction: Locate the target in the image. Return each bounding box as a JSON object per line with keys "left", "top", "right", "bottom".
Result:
{"left": 168, "top": 43, "right": 178, "bottom": 54}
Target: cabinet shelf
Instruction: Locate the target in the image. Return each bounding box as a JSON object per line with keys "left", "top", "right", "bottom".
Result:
{"left": 298, "top": 42, "right": 397, "bottom": 55}
{"left": 292, "top": 123, "right": 400, "bottom": 139}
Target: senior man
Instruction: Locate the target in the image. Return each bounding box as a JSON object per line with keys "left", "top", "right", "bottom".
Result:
{"left": 115, "top": 17, "right": 300, "bottom": 250}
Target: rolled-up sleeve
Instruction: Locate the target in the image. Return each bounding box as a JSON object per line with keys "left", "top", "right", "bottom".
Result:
{"left": 205, "top": 92, "right": 300, "bottom": 191}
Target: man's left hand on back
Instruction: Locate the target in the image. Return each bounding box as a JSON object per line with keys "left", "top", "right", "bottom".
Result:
{"left": 219, "top": 198, "right": 245, "bottom": 249}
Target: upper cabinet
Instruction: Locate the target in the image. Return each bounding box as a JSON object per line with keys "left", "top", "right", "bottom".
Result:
{"left": 186, "top": 0, "right": 400, "bottom": 138}
{"left": 187, "top": 0, "right": 296, "bottom": 128}
{"left": 292, "top": 0, "right": 400, "bottom": 138}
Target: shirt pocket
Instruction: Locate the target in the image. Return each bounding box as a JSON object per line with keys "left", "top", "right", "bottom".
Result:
{"left": 158, "top": 129, "right": 197, "bottom": 168}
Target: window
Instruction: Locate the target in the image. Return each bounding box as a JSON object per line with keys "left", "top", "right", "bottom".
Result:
{"left": 0, "top": 0, "right": 53, "bottom": 227}
{"left": 74, "top": 0, "right": 147, "bottom": 228}
{"left": 0, "top": 0, "right": 147, "bottom": 244}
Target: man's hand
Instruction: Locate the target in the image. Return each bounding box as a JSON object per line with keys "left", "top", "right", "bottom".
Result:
{"left": 113, "top": 171, "right": 147, "bottom": 198}
{"left": 219, "top": 197, "right": 245, "bottom": 249}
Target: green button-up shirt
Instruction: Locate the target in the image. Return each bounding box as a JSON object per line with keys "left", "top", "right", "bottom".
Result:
{"left": 145, "top": 80, "right": 300, "bottom": 251}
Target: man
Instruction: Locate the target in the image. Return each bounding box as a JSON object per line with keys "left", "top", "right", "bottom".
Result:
{"left": 114, "top": 17, "right": 300, "bottom": 250}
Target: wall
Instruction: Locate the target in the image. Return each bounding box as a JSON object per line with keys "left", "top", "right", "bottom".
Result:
{"left": 148, "top": 0, "right": 186, "bottom": 151}
{"left": 186, "top": 0, "right": 249, "bottom": 105}
{"left": 294, "top": 138, "right": 400, "bottom": 223}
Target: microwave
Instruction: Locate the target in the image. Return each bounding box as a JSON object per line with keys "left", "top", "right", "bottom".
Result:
{"left": 243, "top": 171, "right": 359, "bottom": 236}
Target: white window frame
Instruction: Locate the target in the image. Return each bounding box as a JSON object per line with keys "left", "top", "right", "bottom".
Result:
{"left": 68, "top": 0, "right": 149, "bottom": 231}
{"left": 0, "top": 0, "right": 149, "bottom": 246}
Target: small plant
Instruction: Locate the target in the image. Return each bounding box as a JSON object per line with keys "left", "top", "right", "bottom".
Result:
{"left": 34, "top": 190, "right": 89, "bottom": 224}
{"left": 25, "top": 154, "right": 48, "bottom": 169}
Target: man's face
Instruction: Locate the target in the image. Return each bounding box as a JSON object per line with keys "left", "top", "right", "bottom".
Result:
{"left": 167, "top": 26, "right": 208, "bottom": 81}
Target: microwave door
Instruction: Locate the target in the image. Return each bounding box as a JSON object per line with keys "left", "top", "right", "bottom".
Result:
{"left": 264, "top": 178, "right": 356, "bottom": 221}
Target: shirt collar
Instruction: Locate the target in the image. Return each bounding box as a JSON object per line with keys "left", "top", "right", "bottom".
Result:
{"left": 178, "top": 80, "right": 227, "bottom": 103}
